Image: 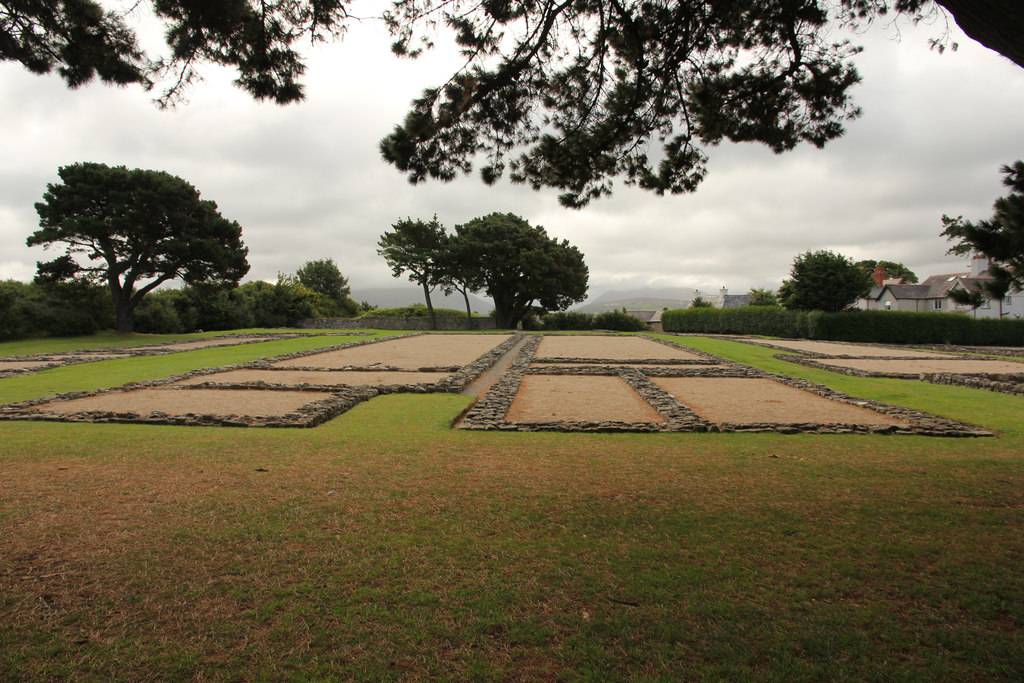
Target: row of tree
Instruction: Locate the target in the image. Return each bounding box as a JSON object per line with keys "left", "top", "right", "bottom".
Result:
{"left": 378, "top": 213, "right": 589, "bottom": 329}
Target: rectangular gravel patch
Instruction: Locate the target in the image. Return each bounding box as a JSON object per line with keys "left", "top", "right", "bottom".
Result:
{"left": 817, "top": 358, "right": 1024, "bottom": 375}
{"left": 507, "top": 375, "right": 666, "bottom": 424}
{"left": 535, "top": 336, "right": 703, "bottom": 360}
{"left": 173, "top": 369, "right": 451, "bottom": 387}
{"left": 273, "top": 334, "right": 511, "bottom": 369}
{"left": 652, "top": 377, "right": 907, "bottom": 426}
{"left": 739, "top": 339, "right": 950, "bottom": 358}
{"left": 0, "top": 360, "right": 56, "bottom": 371}
{"left": 29, "top": 388, "right": 334, "bottom": 418}
{"left": 140, "top": 336, "right": 280, "bottom": 351}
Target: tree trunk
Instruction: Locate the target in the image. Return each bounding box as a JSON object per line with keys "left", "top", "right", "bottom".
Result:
{"left": 108, "top": 278, "right": 135, "bottom": 333}
{"left": 492, "top": 294, "right": 515, "bottom": 329}
{"left": 936, "top": 1, "right": 1024, "bottom": 69}
{"left": 421, "top": 281, "right": 437, "bottom": 330}
{"left": 114, "top": 297, "right": 134, "bottom": 333}
{"left": 461, "top": 288, "right": 474, "bottom": 329}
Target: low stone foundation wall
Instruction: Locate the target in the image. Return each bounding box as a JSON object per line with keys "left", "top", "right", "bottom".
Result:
{"left": 460, "top": 335, "right": 989, "bottom": 436}
{"left": 0, "top": 333, "right": 523, "bottom": 428}
{"left": 779, "top": 354, "right": 1024, "bottom": 397}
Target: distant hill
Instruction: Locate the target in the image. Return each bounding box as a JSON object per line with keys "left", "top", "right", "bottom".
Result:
{"left": 576, "top": 297, "right": 692, "bottom": 314}
{"left": 574, "top": 288, "right": 698, "bottom": 313}
{"left": 352, "top": 286, "right": 493, "bottom": 313}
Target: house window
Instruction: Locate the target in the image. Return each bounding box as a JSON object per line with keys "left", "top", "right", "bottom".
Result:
{"left": 884, "top": 301, "right": 892, "bottom": 310}
{"left": 981, "top": 299, "right": 991, "bottom": 309}
{"left": 1007, "top": 295, "right": 1013, "bottom": 306}
{"left": 933, "top": 299, "right": 942, "bottom": 310}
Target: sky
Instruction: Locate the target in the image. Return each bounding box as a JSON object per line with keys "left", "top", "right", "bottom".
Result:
{"left": 1, "top": 4, "right": 1023, "bottom": 304}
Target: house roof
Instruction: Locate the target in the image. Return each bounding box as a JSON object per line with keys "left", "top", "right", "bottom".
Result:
{"left": 879, "top": 272, "right": 993, "bottom": 300}
{"left": 722, "top": 294, "right": 752, "bottom": 308}
{"left": 625, "top": 309, "right": 657, "bottom": 322}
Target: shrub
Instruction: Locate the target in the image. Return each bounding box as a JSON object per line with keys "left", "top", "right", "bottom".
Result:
{"left": 662, "top": 306, "right": 810, "bottom": 337}
{"left": 538, "top": 310, "right": 648, "bottom": 331}
{"left": 134, "top": 292, "right": 185, "bottom": 333}
{"left": 662, "top": 306, "right": 1024, "bottom": 346}
{"left": 359, "top": 304, "right": 471, "bottom": 319}
{"left": 810, "top": 310, "right": 1024, "bottom": 345}
{"left": 592, "top": 310, "right": 648, "bottom": 331}
{"left": 0, "top": 280, "right": 35, "bottom": 340}
{"left": 541, "top": 311, "right": 594, "bottom": 330}
{"left": 0, "top": 280, "right": 112, "bottom": 340}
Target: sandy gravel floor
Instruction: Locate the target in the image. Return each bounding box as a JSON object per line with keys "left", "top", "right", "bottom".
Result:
{"left": 818, "top": 358, "right": 1024, "bottom": 375}
{"left": 0, "top": 360, "right": 56, "bottom": 370}
{"left": 527, "top": 363, "right": 732, "bottom": 369}
{"left": 142, "top": 336, "right": 280, "bottom": 352}
{"left": 738, "top": 338, "right": 950, "bottom": 358}
{"left": 653, "top": 377, "right": 907, "bottom": 425}
{"left": 535, "top": 336, "right": 704, "bottom": 360}
{"left": 32, "top": 388, "right": 333, "bottom": 417}
{"left": 507, "top": 375, "right": 665, "bottom": 423}
{"left": 173, "top": 369, "right": 450, "bottom": 386}
{"left": 274, "top": 334, "right": 510, "bottom": 370}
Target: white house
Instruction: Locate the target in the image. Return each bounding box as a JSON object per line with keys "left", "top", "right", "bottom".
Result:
{"left": 858, "top": 254, "right": 1022, "bottom": 319}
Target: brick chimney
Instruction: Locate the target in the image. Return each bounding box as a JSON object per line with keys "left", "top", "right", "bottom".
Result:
{"left": 872, "top": 265, "right": 887, "bottom": 287}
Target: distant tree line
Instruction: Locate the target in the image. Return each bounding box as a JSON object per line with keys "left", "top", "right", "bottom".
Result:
{"left": 378, "top": 212, "right": 588, "bottom": 329}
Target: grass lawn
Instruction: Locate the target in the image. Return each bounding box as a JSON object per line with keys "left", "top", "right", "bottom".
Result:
{"left": 1, "top": 334, "right": 1021, "bottom": 681}
{"left": 0, "top": 328, "right": 397, "bottom": 359}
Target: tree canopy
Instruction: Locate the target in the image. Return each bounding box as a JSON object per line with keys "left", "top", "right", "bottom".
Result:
{"left": 747, "top": 288, "right": 779, "bottom": 306}
{"left": 4, "top": 2, "right": 1022, "bottom": 205}
{"left": 780, "top": 250, "right": 870, "bottom": 312}
{"left": 296, "top": 258, "right": 357, "bottom": 316}
{"left": 453, "top": 212, "right": 588, "bottom": 328}
{"left": 855, "top": 259, "right": 919, "bottom": 283}
{"left": 377, "top": 216, "right": 447, "bottom": 329}
{"left": 28, "top": 162, "right": 249, "bottom": 332}
{"left": 942, "top": 160, "right": 1024, "bottom": 289}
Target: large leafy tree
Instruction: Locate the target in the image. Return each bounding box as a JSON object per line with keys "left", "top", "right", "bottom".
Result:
{"left": 855, "top": 259, "right": 919, "bottom": 283}
{"left": 454, "top": 213, "right": 588, "bottom": 328}
{"left": 28, "top": 162, "right": 249, "bottom": 332}
{"left": 377, "top": 216, "right": 447, "bottom": 329}
{"left": 438, "top": 233, "right": 484, "bottom": 328}
{"left": 780, "top": 250, "right": 871, "bottom": 312}
{"left": 296, "top": 258, "right": 357, "bottom": 316}
{"left": 3, "top": 3, "right": 1022, "bottom": 206}
{"left": 942, "top": 160, "right": 1024, "bottom": 289}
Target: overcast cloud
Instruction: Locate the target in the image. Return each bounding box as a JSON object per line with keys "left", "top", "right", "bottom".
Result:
{"left": 1, "top": 7, "right": 1023, "bottom": 301}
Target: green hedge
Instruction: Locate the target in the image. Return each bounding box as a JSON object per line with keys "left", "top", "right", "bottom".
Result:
{"left": 662, "top": 306, "right": 1024, "bottom": 346}
{"left": 540, "top": 310, "right": 647, "bottom": 332}
{"left": 661, "top": 306, "right": 810, "bottom": 337}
